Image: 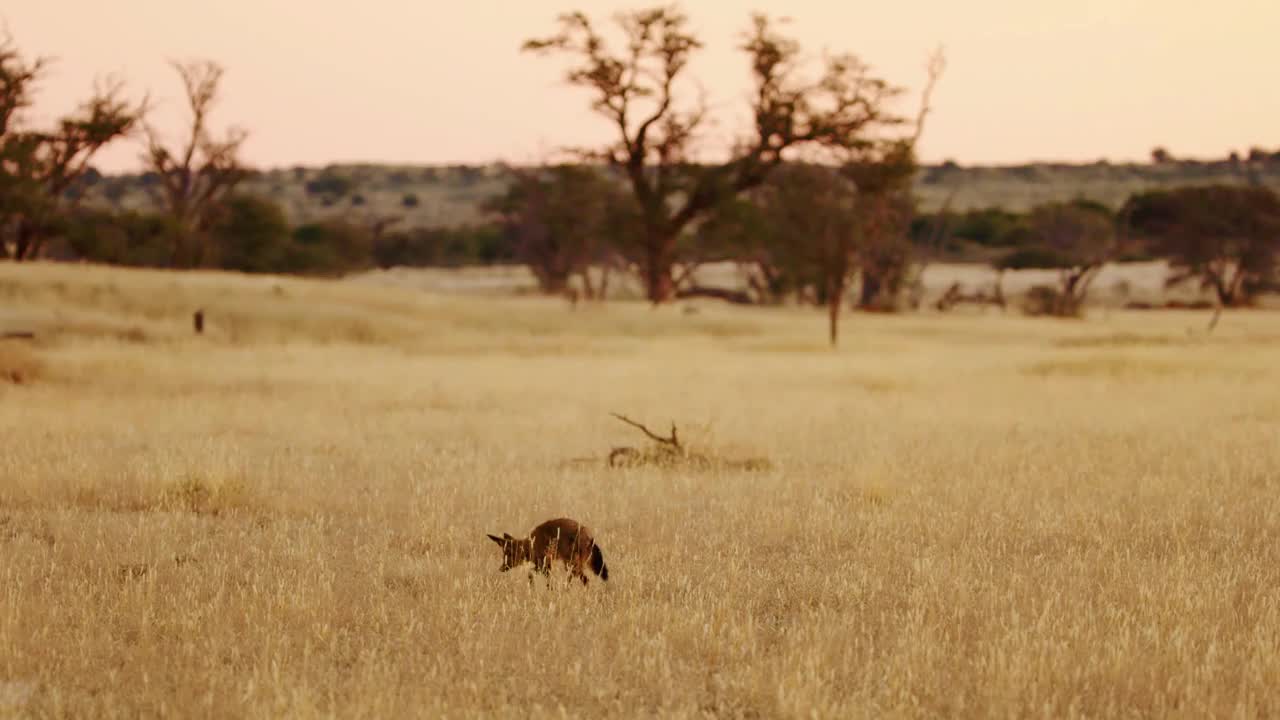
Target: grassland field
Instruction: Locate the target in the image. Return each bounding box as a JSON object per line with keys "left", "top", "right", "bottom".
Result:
{"left": 2, "top": 261, "right": 1280, "bottom": 717}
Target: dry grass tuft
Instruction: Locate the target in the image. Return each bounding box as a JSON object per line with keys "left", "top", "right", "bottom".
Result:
{"left": 115, "top": 563, "right": 150, "bottom": 581}
{"left": 1054, "top": 331, "right": 1190, "bottom": 348}
{"left": 158, "top": 474, "right": 254, "bottom": 515}
{"left": 0, "top": 515, "right": 56, "bottom": 547}
{"left": 1022, "top": 355, "right": 1196, "bottom": 379}
{"left": 605, "top": 445, "right": 774, "bottom": 472}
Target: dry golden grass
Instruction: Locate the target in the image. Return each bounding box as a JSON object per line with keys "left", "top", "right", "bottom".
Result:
{"left": 2, "top": 261, "right": 1280, "bottom": 718}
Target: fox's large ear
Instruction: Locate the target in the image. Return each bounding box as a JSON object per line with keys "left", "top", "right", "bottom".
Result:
{"left": 503, "top": 533, "right": 513, "bottom": 540}
{"left": 487, "top": 534, "right": 505, "bottom": 546}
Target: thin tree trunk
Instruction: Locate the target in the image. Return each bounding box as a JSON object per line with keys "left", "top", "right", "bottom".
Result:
{"left": 744, "top": 266, "right": 764, "bottom": 302}
{"left": 1224, "top": 265, "right": 1248, "bottom": 307}
{"left": 1212, "top": 272, "right": 1231, "bottom": 307}
{"left": 645, "top": 250, "right": 675, "bottom": 305}
{"left": 828, "top": 276, "right": 846, "bottom": 347}
{"left": 1207, "top": 305, "right": 1223, "bottom": 334}
{"left": 537, "top": 269, "right": 568, "bottom": 295}
{"left": 598, "top": 261, "right": 611, "bottom": 302}
{"left": 1069, "top": 265, "right": 1102, "bottom": 315}
{"left": 858, "top": 271, "right": 883, "bottom": 309}
{"left": 14, "top": 222, "right": 31, "bottom": 262}
{"left": 641, "top": 225, "right": 679, "bottom": 304}
{"left": 13, "top": 220, "right": 49, "bottom": 263}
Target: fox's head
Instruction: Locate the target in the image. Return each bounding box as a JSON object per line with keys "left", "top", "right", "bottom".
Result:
{"left": 487, "top": 533, "right": 530, "bottom": 572}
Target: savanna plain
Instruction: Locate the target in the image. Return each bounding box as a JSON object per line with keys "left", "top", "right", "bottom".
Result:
{"left": 2, "top": 262, "right": 1280, "bottom": 718}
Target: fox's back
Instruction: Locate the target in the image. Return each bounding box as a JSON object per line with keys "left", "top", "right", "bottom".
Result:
{"left": 531, "top": 517, "right": 595, "bottom": 564}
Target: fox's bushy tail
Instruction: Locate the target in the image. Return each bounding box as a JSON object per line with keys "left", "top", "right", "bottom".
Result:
{"left": 590, "top": 544, "right": 609, "bottom": 581}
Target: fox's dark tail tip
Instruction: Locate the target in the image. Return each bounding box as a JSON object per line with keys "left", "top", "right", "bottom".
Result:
{"left": 590, "top": 545, "right": 609, "bottom": 582}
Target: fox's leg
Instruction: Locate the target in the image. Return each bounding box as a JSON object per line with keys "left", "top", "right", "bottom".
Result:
{"left": 566, "top": 561, "right": 588, "bottom": 587}
{"left": 563, "top": 567, "right": 581, "bottom": 588}
{"left": 533, "top": 556, "right": 553, "bottom": 589}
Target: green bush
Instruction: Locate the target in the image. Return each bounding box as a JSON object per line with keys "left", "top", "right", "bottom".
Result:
{"left": 995, "top": 246, "right": 1073, "bottom": 271}
{"left": 285, "top": 221, "right": 372, "bottom": 275}
{"left": 209, "top": 194, "right": 291, "bottom": 273}
{"left": 63, "top": 208, "right": 179, "bottom": 267}
{"left": 304, "top": 173, "right": 353, "bottom": 198}
{"left": 372, "top": 224, "right": 511, "bottom": 268}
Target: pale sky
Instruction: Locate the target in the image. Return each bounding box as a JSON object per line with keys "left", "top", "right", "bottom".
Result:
{"left": 7, "top": 1, "right": 1279, "bottom": 172}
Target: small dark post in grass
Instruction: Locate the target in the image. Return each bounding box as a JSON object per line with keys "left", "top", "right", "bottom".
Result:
{"left": 193, "top": 310, "right": 204, "bottom": 335}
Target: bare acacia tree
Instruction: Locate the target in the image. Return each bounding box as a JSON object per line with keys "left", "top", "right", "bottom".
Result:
{"left": 143, "top": 60, "right": 248, "bottom": 268}
{"left": 1, "top": 34, "right": 143, "bottom": 261}
{"left": 0, "top": 33, "right": 45, "bottom": 137}
{"left": 840, "top": 141, "right": 920, "bottom": 311}
{"left": 1124, "top": 185, "right": 1280, "bottom": 307}
{"left": 998, "top": 203, "right": 1116, "bottom": 316}
{"left": 755, "top": 163, "right": 862, "bottom": 345}
{"left": 841, "top": 50, "right": 945, "bottom": 310}
{"left": 524, "top": 8, "right": 908, "bottom": 303}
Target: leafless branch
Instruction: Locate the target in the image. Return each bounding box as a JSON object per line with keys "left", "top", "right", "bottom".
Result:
{"left": 1206, "top": 305, "right": 1222, "bottom": 334}
{"left": 610, "top": 412, "right": 681, "bottom": 450}
{"left": 910, "top": 47, "right": 946, "bottom": 145}
{"left": 142, "top": 59, "right": 247, "bottom": 266}
{"left": 524, "top": 8, "right": 916, "bottom": 303}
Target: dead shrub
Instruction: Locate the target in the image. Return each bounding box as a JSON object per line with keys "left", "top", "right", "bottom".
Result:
{"left": 604, "top": 413, "right": 772, "bottom": 472}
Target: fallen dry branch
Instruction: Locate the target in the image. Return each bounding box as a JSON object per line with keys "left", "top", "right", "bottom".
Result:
{"left": 608, "top": 412, "right": 688, "bottom": 468}
{"left": 606, "top": 446, "right": 644, "bottom": 468}
{"left": 602, "top": 412, "right": 772, "bottom": 472}
{"left": 935, "top": 282, "right": 1005, "bottom": 312}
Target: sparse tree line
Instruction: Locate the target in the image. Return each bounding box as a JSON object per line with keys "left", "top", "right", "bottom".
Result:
{"left": 0, "top": 31, "right": 509, "bottom": 276}
{"left": 4, "top": 8, "right": 1280, "bottom": 345}
{"left": 491, "top": 164, "right": 1280, "bottom": 314}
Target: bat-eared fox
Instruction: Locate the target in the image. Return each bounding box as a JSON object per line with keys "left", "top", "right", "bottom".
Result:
{"left": 487, "top": 517, "right": 609, "bottom": 585}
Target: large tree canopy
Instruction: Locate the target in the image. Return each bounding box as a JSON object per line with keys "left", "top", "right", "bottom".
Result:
{"left": 1, "top": 33, "right": 143, "bottom": 261}
{"left": 992, "top": 202, "right": 1116, "bottom": 316}
{"left": 523, "top": 6, "right": 926, "bottom": 303}
{"left": 143, "top": 61, "right": 248, "bottom": 268}
{"left": 1124, "top": 185, "right": 1280, "bottom": 306}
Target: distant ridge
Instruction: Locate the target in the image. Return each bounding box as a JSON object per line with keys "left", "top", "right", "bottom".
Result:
{"left": 82, "top": 157, "right": 1280, "bottom": 229}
